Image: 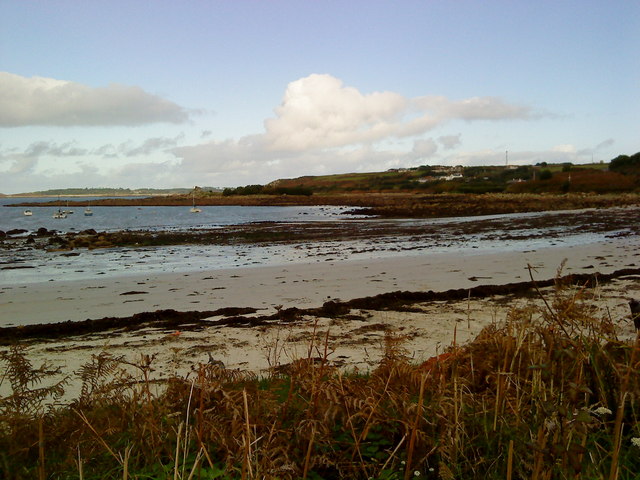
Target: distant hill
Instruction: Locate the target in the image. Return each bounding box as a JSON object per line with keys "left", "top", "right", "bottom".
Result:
{"left": 9, "top": 187, "right": 221, "bottom": 197}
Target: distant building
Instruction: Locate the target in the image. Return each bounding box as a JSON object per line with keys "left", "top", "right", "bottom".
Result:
{"left": 442, "top": 173, "right": 463, "bottom": 181}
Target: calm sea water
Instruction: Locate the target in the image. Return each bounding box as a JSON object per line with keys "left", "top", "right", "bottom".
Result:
{"left": 0, "top": 197, "right": 354, "bottom": 233}
{"left": 0, "top": 198, "right": 371, "bottom": 285}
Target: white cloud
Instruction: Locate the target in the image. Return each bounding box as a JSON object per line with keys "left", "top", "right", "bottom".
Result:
{"left": 0, "top": 140, "right": 91, "bottom": 177}
{"left": 551, "top": 144, "right": 576, "bottom": 153}
{"left": 167, "top": 74, "right": 543, "bottom": 185}
{"left": 0, "top": 72, "right": 190, "bottom": 127}
{"left": 25, "top": 141, "right": 89, "bottom": 157}
{"left": 124, "top": 134, "right": 185, "bottom": 157}
{"left": 7, "top": 156, "right": 38, "bottom": 174}
{"left": 263, "top": 74, "right": 535, "bottom": 152}
{"left": 264, "top": 74, "right": 407, "bottom": 151}
{"left": 413, "top": 95, "right": 534, "bottom": 121}
{"left": 174, "top": 135, "right": 268, "bottom": 175}
{"left": 1, "top": 73, "right": 549, "bottom": 192}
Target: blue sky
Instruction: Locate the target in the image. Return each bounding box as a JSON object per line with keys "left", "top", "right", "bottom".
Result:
{"left": 0, "top": 0, "right": 638, "bottom": 193}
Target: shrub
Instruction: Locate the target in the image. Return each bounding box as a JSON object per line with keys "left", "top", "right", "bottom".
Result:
{"left": 539, "top": 169, "right": 553, "bottom": 180}
{"left": 610, "top": 152, "right": 640, "bottom": 175}
{"left": 2, "top": 280, "right": 640, "bottom": 479}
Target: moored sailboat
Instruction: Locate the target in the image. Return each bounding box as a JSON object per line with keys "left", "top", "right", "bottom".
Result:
{"left": 190, "top": 193, "right": 202, "bottom": 213}
{"left": 53, "top": 195, "right": 68, "bottom": 218}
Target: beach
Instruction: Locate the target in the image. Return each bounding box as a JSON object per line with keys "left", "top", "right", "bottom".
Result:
{"left": 2, "top": 231, "right": 640, "bottom": 402}
{"left": 3, "top": 237, "right": 640, "bottom": 326}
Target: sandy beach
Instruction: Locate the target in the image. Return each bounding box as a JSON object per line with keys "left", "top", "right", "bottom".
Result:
{"left": 2, "top": 232, "right": 640, "bottom": 402}
{"left": 3, "top": 235, "right": 640, "bottom": 326}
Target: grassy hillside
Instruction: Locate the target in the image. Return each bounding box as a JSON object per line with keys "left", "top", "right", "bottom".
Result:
{"left": 220, "top": 155, "right": 635, "bottom": 196}
{"left": 262, "top": 161, "right": 638, "bottom": 195}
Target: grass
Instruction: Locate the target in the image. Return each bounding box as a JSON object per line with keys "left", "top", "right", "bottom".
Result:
{"left": 1, "top": 277, "right": 640, "bottom": 479}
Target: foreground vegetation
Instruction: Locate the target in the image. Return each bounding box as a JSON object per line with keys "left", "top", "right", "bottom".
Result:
{"left": 2, "top": 278, "right": 640, "bottom": 479}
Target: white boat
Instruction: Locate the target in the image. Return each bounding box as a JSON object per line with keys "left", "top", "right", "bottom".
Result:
{"left": 63, "top": 201, "right": 73, "bottom": 214}
{"left": 53, "top": 196, "right": 67, "bottom": 218}
{"left": 190, "top": 193, "right": 202, "bottom": 213}
{"left": 53, "top": 209, "right": 67, "bottom": 219}
{"left": 23, "top": 209, "right": 33, "bottom": 216}
{"left": 84, "top": 205, "right": 93, "bottom": 216}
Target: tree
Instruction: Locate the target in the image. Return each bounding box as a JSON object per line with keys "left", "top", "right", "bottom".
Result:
{"left": 609, "top": 152, "right": 640, "bottom": 174}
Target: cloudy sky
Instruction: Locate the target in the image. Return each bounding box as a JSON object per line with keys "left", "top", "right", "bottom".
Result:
{"left": 0, "top": 1, "right": 638, "bottom": 193}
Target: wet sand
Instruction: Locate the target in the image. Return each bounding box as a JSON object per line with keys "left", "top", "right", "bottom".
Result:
{"left": 2, "top": 236, "right": 639, "bottom": 327}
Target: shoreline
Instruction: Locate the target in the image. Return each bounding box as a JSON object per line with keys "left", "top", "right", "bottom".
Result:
{"left": 2, "top": 261, "right": 638, "bottom": 405}
{"left": 2, "top": 235, "right": 639, "bottom": 328}
{"left": 2, "top": 234, "right": 639, "bottom": 403}
{"left": 3, "top": 265, "right": 640, "bottom": 344}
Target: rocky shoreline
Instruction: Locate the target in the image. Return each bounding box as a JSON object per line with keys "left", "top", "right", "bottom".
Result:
{"left": 2, "top": 204, "right": 639, "bottom": 253}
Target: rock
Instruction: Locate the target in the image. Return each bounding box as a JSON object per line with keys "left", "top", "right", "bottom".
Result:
{"left": 80, "top": 228, "right": 97, "bottom": 235}
{"left": 6, "top": 229, "right": 28, "bottom": 236}
{"left": 48, "top": 236, "right": 69, "bottom": 246}
{"left": 0, "top": 231, "right": 5, "bottom": 239}
{"left": 26, "top": 235, "right": 35, "bottom": 244}
{"left": 36, "top": 227, "right": 50, "bottom": 236}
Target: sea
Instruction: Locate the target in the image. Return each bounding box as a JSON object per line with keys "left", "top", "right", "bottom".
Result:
{"left": 0, "top": 197, "right": 634, "bottom": 286}
{"left": 0, "top": 197, "right": 355, "bottom": 233}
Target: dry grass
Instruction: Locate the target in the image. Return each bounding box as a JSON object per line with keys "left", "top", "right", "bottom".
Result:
{"left": 2, "top": 280, "right": 640, "bottom": 479}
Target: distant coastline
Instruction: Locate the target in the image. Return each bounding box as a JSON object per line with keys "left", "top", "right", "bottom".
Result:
{"left": 0, "top": 186, "right": 221, "bottom": 198}
{"left": 2, "top": 193, "right": 174, "bottom": 198}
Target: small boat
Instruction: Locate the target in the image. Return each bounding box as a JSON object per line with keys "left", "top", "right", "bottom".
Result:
{"left": 84, "top": 205, "right": 93, "bottom": 216}
{"left": 23, "top": 209, "right": 33, "bottom": 216}
{"left": 53, "top": 196, "right": 67, "bottom": 218}
{"left": 190, "top": 193, "right": 202, "bottom": 213}
{"left": 63, "top": 201, "right": 73, "bottom": 214}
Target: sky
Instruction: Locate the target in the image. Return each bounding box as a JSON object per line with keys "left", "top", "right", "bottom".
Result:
{"left": 0, "top": 1, "right": 638, "bottom": 194}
